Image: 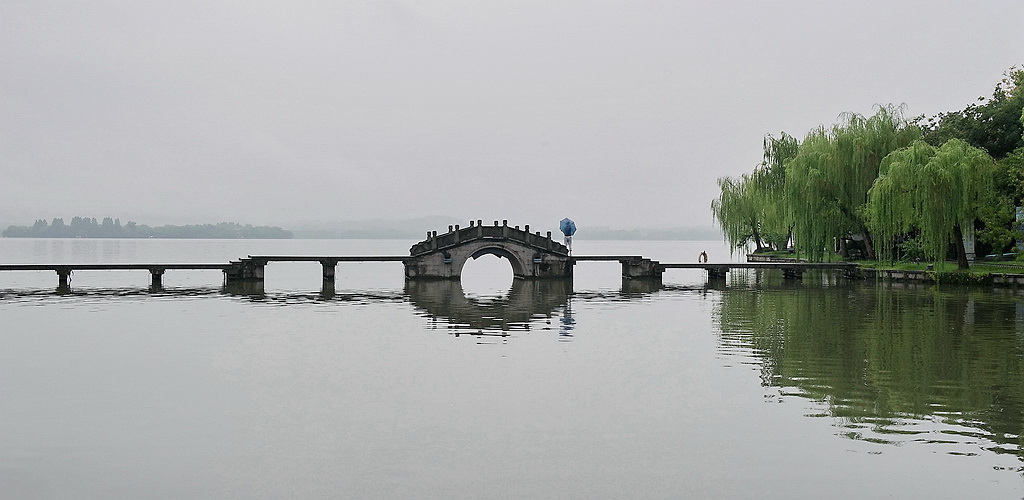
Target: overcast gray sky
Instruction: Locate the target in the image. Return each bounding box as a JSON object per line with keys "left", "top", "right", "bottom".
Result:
{"left": 2, "top": 1, "right": 1022, "bottom": 231}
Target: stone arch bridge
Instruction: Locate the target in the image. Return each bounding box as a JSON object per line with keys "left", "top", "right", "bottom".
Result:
{"left": 404, "top": 220, "right": 573, "bottom": 279}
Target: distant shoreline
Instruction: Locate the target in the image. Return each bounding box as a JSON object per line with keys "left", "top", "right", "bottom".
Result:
{"left": 3, "top": 218, "right": 292, "bottom": 239}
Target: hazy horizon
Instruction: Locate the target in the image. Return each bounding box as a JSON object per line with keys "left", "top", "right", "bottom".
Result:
{"left": 3, "top": 2, "right": 1022, "bottom": 229}
{"left": 1, "top": 213, "right": 723, "bottom": 241}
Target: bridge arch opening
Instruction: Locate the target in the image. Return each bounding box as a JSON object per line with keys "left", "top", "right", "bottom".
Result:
{"left": 460, "top": 251, "right": 515, "bottom": 299}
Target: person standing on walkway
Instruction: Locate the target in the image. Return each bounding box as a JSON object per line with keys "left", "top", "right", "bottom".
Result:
{"left": 559, "top": 218, "right": 576, "bottom": 254}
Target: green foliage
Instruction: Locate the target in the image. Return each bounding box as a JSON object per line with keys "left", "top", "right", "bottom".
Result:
{"left": 994, "top": 147, "right": 1024, "bottom": 206}
{"left": 917, "top": 67, "right": 1024, "bottom": 256}
{"left": 863, "top": 141, "right": 935, "bottom": 261}
{"left": 919, "top": 67, "right": 1024, "bottom": 160}
{"left": 864, "top": 139, "right": 996, "bottom": 266}
{"left": 896, "top": 236, "right": 926, "bottom": 262}
{"left": 711, "top": 133, "right": 798, "bottom": 253}
{"left": 784, "top": 106, "right": 920, "bottom": 260}
{"left": 976, "top": 191, "right": 1018, "bottom": 254}
{"left": 711, "top": 174, "right": 761, "bottom": 251}
{"left": 714, "top": 67, "right": 1022, "bottom": 263}
{"left": 926, "top": 270, "right": 991, "bottom": 285}
{"left": 756, "top": 133, "right": 799, "bottom": 247}
{"left": 975, "top": 147, "right": 1024, "bottom": 254}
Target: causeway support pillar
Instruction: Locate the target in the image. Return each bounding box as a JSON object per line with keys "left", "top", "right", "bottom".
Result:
{"left": 321, "top": 260, "right": 337, "bottom": 286}
{"left": 224, "top": 259, "right": 265, "bottom": 284}
{"left": 223, "top": 280, "right": 265, "bottom": 296}
{"left": 56, "top": 267, "right": 71, "bottom": 291}
{"left": 251, "top": 260, "right": 266, "bottom": 281}
{"left": 621, "top": 258, "right": 663, "bottom": 280}
{"left": 621, "top": 277, "right": 663, "bottom": 295}
{"left": 782, "top": 267, "right": 805, "bottom": 280}
{"left": 150, "top": 268, "right": 165, "bottom": 288}
{"left": 320, "top": 281, "right": 336, "bottom": 299}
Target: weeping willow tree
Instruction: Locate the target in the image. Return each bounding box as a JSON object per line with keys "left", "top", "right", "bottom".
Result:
{"left": 864, "top": 139, "right": 996, "bottom": 268}
{"left": 860, "top": 141, "right": 935, "bottom": 262}
{"left": 711, "top": 174, "right": 764, "bottom": 253}
{"left": 757, "top": 132, "right": 799, "bottom": 246}
{"left": 783, "top": 106, "right": 921, "bottom": 260}
{"left": 712, "top": 133, "right": 798, "bottom": 253}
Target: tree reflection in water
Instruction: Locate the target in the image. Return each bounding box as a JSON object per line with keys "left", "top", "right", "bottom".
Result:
{"left": 715, "top": 273, "right": 1024, "bottom": 468}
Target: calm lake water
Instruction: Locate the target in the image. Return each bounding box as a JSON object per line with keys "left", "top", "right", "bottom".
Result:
{"left": 1, "top": 238, "right": 1022, "bottom": 499}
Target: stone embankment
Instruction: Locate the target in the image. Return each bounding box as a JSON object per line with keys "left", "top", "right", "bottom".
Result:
{"left": 746, "top": 253, "right": 1024, "bottom": 286}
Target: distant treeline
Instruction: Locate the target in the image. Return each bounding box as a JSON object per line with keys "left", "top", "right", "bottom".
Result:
{"left": 2, "top": 217, "right": 293, "bottom": 239}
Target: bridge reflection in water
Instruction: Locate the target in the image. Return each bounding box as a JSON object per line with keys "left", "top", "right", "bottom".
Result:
{"left": 219, "top": 275, "right": 698, "bottom": 338}
{"left": 405, "top": 278, "right": 574, "bottom": 337}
